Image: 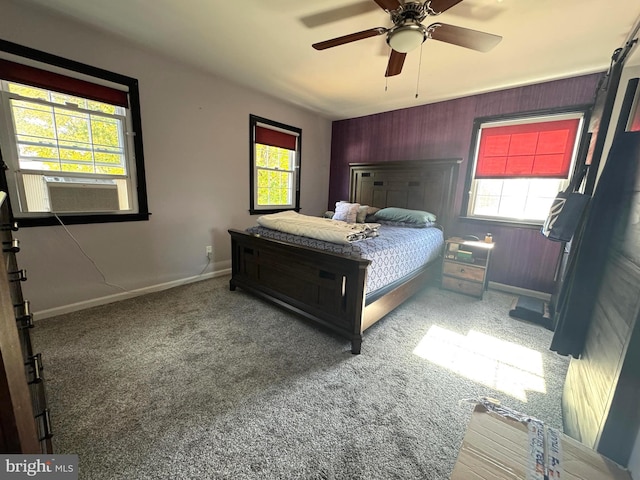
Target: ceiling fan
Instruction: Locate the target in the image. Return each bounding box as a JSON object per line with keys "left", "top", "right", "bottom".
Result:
{"left": 312, "top": 0, "right": 502, "bottom": 77}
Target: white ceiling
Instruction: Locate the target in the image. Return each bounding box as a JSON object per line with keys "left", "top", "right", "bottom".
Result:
{"left": 17, "top": 0, "right": 640, "bottom": 120}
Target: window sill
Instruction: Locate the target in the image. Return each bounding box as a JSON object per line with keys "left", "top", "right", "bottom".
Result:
{"left": 457, "top": 216, "right": 543, "bottom": 230}
{"left": 17, "top": 212, "right": 150, "bottom": 227}
{"left": 249, "top": 207, "right": 300, "bottom": 215}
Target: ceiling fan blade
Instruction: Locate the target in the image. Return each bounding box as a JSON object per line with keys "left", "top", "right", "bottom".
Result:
{"left": 428, "top": 23, "right": 502, "bottom": 52}
{"left": 427, "top": 0, "right": 464, "bottom": 15}
{"left": 313, "top": 27, "right": 387, "bottom": 50}
{"left": 372, "top": 0, "right": 401, "bottom": 12}
{"left": 385, "top": 50, "right": 407, "bottom": 77}
{"left": 301, "top": 1, "right": 380, "bottom": 28}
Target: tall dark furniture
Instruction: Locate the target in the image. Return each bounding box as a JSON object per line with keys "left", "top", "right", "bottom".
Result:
{"left": 0, "top": 192, "right": 52, "bottom": 453}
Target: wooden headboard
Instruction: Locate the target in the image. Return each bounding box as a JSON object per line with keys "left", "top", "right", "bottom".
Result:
{"left": 349, "top": 159, "right": 461, "bottom": 232}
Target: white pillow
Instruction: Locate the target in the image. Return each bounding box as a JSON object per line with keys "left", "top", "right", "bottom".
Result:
{"left": 333, "top": 201, "right": 360, "bottom": 223}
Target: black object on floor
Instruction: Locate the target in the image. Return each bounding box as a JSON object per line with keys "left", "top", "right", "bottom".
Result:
{"left": 509, "top": 295, "right": 552, "bottom": 330}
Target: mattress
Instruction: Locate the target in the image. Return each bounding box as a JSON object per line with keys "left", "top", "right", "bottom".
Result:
{"left": 246, "top": 224, "right": 444, "bottom": 295}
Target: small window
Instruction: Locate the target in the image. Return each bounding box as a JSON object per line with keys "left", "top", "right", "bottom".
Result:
{"left": 465, "top": 111, "right": 585, "bottom": 223}
{"left": 249, "top": 115, "right": 301, "bottom": 214}
{"left": 0, "top": 44, "right": 148, "bottom": 226}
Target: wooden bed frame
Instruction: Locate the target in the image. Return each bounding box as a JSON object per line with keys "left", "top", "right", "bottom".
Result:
{"left": 228, "top": 159, "right": 461, "bottom": 354}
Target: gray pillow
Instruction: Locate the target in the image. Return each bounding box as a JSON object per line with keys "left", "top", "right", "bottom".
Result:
{"left": 377, "top": 219, "right": 437, "bottom": 228}
{"left": 374, "top": 207, "right": 436, "bottom": 224}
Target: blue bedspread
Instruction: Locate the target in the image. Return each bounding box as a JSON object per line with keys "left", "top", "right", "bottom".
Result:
{"left": 246, "top": 224, "right": 444, "bottom": 295}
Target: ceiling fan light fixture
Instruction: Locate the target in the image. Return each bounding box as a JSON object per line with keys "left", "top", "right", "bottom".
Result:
{"left": 387, "top": 22, "right": 427, "bottom": 53}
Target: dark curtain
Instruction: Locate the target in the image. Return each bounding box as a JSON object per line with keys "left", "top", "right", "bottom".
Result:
{"left": 551, "top": 131, "right": 640, "bottom": 356}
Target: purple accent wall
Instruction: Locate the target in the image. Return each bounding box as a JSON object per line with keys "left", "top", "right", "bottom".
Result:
{"left": 330, "top": 73, "right": 604, "bottom": 293}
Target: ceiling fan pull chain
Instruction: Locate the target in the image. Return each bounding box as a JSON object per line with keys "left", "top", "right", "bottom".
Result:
{"left": 385, "top": 48, "right": 391, "bottom": 91}
{"left": 385, "top": 62, "right": 388, "bottom": 91}
{"left": 415, "top": 42, "right": 424, "bottom": 98}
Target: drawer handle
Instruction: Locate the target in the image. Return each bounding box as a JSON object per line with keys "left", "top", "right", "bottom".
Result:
{"left": 17, "top": 314, "right": 34, "bottom": 329}
{"left": 3, "top": 239, "right": 19, "bottom": 253}
{"left": 26, "top": 353, "right": 43, "bottom": 384}
{"left": 36, "top": 409, "right": 53, "bottom": 441}
{"left": 9, "top": 269, "right": 27, "bottom": 282}
{"left": 1, "top": 222, "right": 19, "bottom": 232}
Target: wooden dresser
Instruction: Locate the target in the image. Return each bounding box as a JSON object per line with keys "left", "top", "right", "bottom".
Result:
{"left": 441, "top": 237, "right": 494, "bottom": 299}
{"left": 0, "top": 191, "right": 52, "bottom": 453}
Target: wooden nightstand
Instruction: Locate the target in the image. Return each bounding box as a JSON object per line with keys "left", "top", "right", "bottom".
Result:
{"left": 441, "top": 237, "right": 494, "bottom": 299}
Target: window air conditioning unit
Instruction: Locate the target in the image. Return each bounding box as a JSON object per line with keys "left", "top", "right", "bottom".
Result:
{"left": 44, "top": 176, "right": 119, "bottom": 213}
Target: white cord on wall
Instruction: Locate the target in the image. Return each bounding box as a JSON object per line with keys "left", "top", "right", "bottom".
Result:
{"left": 54, "top": 213, "right": 213, "bottom": 292}
{"left": 198, "top": 256, "right": 211, "bottom": 276}
{"left": 54, "top": 213, "right": 128, "bottom": 292}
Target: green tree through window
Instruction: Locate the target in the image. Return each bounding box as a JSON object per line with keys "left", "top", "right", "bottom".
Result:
{"left": 249, "top": 114, "right": 301, "bottom": 214}
{"left": 9, "top": 83, "right": 126, "bottom": 175}
{"left": 255, "top": 144, "right": 294, "bottom": 207}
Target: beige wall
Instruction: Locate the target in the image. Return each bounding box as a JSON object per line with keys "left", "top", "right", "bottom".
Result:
{"left": 0, "top": 0, "right": 332, "bottom": 316}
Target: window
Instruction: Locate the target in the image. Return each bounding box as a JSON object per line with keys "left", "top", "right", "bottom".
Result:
{"left": 465, "top": 111, "right": 586, "bottom": 223}
{"left": 0, "top": 40, "right": 148, "bottom": 226}
{"left": 249, "top": 114, "right": 301, "bottom": 214}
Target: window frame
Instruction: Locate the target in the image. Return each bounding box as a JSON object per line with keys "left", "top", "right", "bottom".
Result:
{"left": 249, "top": 114, "right": 301, "bottom": 215}
{"left": 462, "top": 106, "right": 591, "bottom": 226}
{"left": 0, "top": 39, "right": 149, "bottom": 227}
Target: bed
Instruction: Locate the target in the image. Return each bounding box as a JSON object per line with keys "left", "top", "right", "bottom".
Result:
{"left": 228, "top": 159, "right": 461, "bottom": 354}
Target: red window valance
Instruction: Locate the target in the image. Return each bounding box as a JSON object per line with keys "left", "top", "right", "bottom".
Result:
{"left": 475, "top": 118, "right": 581, "bottom": 178}
{"left": 0, "top": 58, "right": 128, "bottom": 108}
{"left": 255, "top": 125, "right": 297, "bottom": 150}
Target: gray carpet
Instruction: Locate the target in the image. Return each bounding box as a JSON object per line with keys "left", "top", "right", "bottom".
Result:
{"left": 32, "top": 277, "right": 569, "bottom": 479}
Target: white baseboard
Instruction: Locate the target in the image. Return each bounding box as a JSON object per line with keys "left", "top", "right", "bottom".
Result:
{"left": 36, "top": 274, "right": 551, "bottom": 320}
{"left": 488, "top": 281, "right": 551, "bottom": 302}
{"left": 34, "top": 268, "right": 231, "bottom": 321}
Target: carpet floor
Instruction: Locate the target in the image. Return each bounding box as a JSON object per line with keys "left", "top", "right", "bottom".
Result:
{"left": 32, "top": 276, "right": 569, "bottom": 479}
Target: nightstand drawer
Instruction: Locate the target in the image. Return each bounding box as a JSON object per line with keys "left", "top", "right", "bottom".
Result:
{"left": 442, "top": 276, "right": 484, "bottom": 297}
{"left": 443, "top": 262, "right": 485, "bottom": 282}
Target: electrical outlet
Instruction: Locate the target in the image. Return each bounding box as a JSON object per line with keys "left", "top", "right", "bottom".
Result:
{"left": 206, "top": 245, "right": 213, "bottom": 259}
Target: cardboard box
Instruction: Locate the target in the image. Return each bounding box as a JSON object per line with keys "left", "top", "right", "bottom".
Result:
{"left": 451, "top": 403, "right": 632, "bottom": 480}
